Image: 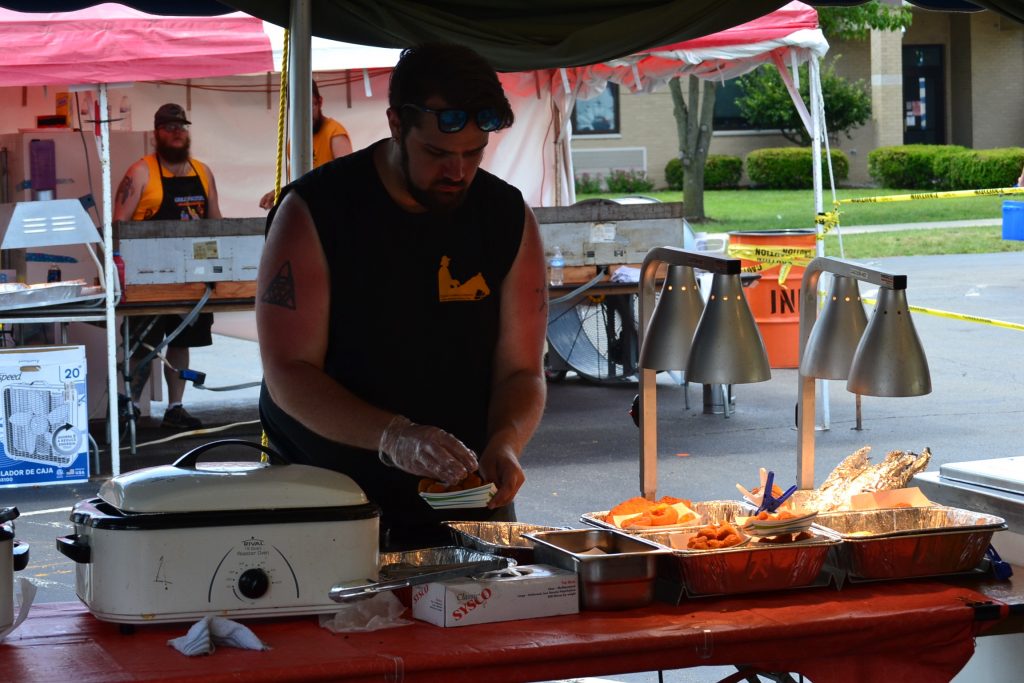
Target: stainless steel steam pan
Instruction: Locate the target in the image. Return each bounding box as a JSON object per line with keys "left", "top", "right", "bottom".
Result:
{"left": 815, "top": 506, "right": 1006, "bottom": 580}
{"left": 524, "top": 528, "right": 668, "bottom": 610}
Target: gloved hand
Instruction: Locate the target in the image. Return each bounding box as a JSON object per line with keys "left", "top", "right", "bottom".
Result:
{"left": 378, "top": 415, "right": 478, "bottom": 485}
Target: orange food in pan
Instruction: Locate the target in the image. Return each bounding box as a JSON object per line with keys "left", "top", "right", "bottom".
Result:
{"left": 686, "top": 522, "right": 744, "bottom": 550}
{"left": 755, "top": 510, "right": 796, "bottom": 521}
{"left": 604, "top": 496, "right": 695, "bottom": 525}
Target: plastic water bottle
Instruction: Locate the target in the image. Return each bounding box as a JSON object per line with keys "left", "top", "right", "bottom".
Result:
{"left": 549, "top": 246, "right": 565, "bottom": 287}
{"left": 113, "top": 251, "right": 126, "bottom": 300}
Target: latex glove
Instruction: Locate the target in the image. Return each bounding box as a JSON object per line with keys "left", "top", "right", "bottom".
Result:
{"left": 378, "top": 415, "right": 478, "bottom": 485}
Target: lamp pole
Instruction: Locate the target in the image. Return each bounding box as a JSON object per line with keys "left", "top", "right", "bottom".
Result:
{"left": 638, "top": 247, "right": 743, "bottom": 499}
{"left": 796, "top": 257, "right": 908, "bottom": 489}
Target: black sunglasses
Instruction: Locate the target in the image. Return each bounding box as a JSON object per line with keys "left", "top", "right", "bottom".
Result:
{"left": 402, "top": 103, "right": 509, "bottom": 133}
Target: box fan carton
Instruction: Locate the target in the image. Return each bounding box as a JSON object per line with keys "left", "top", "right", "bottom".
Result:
{"left": 412, "top": 564, "right": 578, "bottom": 627}
{"left": 0, "top": 346, "right": 89, "bottom": 487}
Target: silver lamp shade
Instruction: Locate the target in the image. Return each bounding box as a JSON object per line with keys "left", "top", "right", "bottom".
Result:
{"left": 799, "top": 275, "right": 869, "bottom": 380}
{"left": 686, "top": 273, "right": 771, "bottom": 384}
{"left": 639, "top": 265, "right": 705, "bottom": 370}
{"left": 847, "top": 286, "right": 931, "bottom": 396}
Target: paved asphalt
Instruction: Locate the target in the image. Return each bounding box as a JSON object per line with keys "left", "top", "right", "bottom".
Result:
{"left": 3, "top": 248, "right": 1021, "bottom": 682}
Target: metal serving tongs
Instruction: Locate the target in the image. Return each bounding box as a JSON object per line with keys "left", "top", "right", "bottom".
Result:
{"left": 328, "top": 546, "right": 513, "bottom": 602}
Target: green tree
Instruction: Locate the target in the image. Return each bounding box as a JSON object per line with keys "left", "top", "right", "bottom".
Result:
{"left": 667, "top": 0, "right": 911, "bottom": 217}
{"left": 735, "top": 58, "right": 872, "bottom": 146}
{"left": 669, "top": 76, "right": 717, "bottom": 221}
{"left": 818, "top": 1, "right": 913, "bottom": 40}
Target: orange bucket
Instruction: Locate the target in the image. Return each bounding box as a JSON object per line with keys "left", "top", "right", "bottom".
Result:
{"left": 727, "top": 229, "right": 816, "bottom": 368}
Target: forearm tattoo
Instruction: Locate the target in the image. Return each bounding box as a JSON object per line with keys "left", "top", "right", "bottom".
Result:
{"left": 261, "top": 261, "right": 297, "bottom": 309}
{"left": 536, "top": 286, "right": 548, "bottom": 314}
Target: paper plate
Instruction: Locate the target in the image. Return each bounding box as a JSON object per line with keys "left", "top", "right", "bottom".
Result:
{"left": 740, "top": 511, "right": 817, "bottom": 537}
{"left": 420, "top": 482, "right": 497, "bottom": 510}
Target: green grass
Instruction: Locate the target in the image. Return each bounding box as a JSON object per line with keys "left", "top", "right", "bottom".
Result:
{"left": 822, "top": 227, "right": 1024, "bottom": 259}
{"left": 578, "top": 188, "right": 1024, "bottom": 257}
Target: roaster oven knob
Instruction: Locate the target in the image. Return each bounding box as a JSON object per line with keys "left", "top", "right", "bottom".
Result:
{"left": 238, "top": 568, "right": 270, "bottom": 599}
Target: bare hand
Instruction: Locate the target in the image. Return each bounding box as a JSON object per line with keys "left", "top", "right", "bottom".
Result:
{"left": 479, "top": 444, "right": 525, "bottom": 509}
{"left": 259, "top": 190, "right": 276, "bottom": 210}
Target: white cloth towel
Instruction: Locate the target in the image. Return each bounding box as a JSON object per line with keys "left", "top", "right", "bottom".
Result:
{"left": 168, "top": 616, "right": 269, "bottom": 656}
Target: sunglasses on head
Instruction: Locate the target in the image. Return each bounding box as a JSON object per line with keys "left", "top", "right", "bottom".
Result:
{"left": 402, "top": 103, "right": 509, "bottom": 133}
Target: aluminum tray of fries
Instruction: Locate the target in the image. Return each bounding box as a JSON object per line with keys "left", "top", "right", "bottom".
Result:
{"left": 637, "top": 522, "right": 841, "bottom": 597}
{"left": 581, "top": 500, "right": 755, "bottom": 533}
{"left": 815, "top": 506, "right": 1006, "bottom": 581}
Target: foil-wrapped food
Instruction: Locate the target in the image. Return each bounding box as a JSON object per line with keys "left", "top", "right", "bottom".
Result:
{"left": 789, "top": 446, "right": 932, "bottom": 512}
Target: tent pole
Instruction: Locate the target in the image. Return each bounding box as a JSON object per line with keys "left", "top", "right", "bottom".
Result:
{"left": 98, "top": 82, "right": 120, "bottom": 476}
{"left": 288, "top": 0, "right": 313, "bottom": 177}
{"left": 809, "top": 55, "right": 830, "bottom": 431}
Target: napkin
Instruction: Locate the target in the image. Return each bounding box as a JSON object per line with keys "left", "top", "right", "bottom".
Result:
{"left": 610, "top": 266, "right": 641, "bottom": 283}
{"left": 168, "top": 616, "right": 269, "bottom": 656}
{"left": 319, "top": 591, "right": 412, "bottom": 633}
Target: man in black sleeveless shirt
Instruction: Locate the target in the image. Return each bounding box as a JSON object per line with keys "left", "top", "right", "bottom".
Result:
{"left": 257, "top": 44, "right": 548, "bottom": 550}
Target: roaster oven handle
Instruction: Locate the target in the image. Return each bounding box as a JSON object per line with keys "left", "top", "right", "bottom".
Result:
{"left": 56, "top": 534, "right": 91, "bottom": 564}
{"left": 172, "top": 439, "right": 291, "bottom": 469}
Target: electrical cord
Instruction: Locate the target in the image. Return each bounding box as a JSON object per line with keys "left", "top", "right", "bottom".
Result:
{"left": 120, "top": 419, "right": 262, "bottom": 451}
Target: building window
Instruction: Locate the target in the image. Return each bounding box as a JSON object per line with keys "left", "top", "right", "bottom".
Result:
{"left": 712, "top": 79, "right": 755, "bottom": 131}
{"left": 572, "top": 83, "right": 620, "bottom": 135}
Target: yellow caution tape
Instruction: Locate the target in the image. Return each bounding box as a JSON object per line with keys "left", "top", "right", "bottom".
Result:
{"left": 862, "top": 298, "right": 1024, "bottom": 332}
{"left": 839, "top": 186, "right": 1024, "bottom": 205}
{"left": 726, "top": 244, "right": 816, "bottom": 287}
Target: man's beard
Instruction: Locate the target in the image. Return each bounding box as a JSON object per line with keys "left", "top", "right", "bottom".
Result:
{"left": 398, "top": 138, "right": 467, "bottom": 214}
{"left": 313, "top": 112, "right": 323, "bottom": 135}
{"left": 156, "top": 137, "right": 191, "bottom": 165}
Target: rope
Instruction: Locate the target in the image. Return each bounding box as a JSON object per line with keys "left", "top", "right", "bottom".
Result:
{"left": 273, "top": 29, "right": 290, "bottom": 206}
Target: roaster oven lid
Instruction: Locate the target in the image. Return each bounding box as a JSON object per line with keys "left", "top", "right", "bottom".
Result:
{"left": 98, "top": 439, "right": 370, "bottom": 513}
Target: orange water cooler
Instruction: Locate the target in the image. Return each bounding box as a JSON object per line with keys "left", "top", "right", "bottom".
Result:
{"left": 727, "top": 229, "right": 816, "bottom": 369}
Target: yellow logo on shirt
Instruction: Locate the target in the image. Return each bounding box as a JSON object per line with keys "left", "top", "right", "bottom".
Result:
{"left": 438, "top": 255, "right": 489, "bottom": 302}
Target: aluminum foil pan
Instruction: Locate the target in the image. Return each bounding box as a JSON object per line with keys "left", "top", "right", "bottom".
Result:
{"left": 581, "top": 500, "right": 756, "bottom": 533}
{"left": 524, "top": 528, "right": 668, "bottom": 610}
{"left": 638, "top": 526, "right": 840, "bottom": 597}
{"left": 329, "top": 546, "right": 511, "bottom": 602}
{"left": 444, "top": 521, "right": 569, "bottom": 564}
{"left": 816, "top": 506, "right": 1006, "bottom": 580}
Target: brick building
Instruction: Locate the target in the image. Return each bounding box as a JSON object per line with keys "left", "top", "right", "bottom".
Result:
{"left": 570, "top": 8, "right": 1023, "bottom": 188}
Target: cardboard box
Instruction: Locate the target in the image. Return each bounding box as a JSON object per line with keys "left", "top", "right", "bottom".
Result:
{"left": 411, "top": 564, "right": 578, "bottom": 627}
{"left": 0, "top": 345, "right": 90, "bottom": 487}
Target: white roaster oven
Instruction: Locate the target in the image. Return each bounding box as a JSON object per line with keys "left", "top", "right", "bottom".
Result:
{"left": 57, "top": 440, "right": 380, "bottom": 624}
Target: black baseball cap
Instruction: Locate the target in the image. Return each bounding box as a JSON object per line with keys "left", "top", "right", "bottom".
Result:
{"left": 154, "top": 103, "right": 190, "bottom": 128}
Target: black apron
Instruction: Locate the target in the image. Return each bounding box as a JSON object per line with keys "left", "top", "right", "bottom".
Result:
{"left": 154, "top": 158, "right": 208, "bottom": 220}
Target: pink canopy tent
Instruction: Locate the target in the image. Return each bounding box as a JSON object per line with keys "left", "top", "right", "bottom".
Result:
{"left": 0, "top": 3, "right": 273, "bottom": 477}
{"left": 0, "top": 4, "right": 272, "bottom": 86}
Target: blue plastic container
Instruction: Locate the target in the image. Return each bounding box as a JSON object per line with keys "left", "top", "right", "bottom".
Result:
{"left": 1002, "top": 200, "right": 1024, "bottom": 240}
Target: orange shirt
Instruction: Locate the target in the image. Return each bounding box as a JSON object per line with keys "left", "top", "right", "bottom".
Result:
{"left": 132, "top": 154, "right": 212, "bottom": 221}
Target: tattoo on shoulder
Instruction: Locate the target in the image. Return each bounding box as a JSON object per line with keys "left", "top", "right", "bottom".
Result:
{"left": 115, "top": 175, "right": 133, "bottom": 207}
{"left": 261, "top": 261, "right": 297, "bottom": 309}
{"left": 536, "top": 287, "right": 548, "bottom": 314}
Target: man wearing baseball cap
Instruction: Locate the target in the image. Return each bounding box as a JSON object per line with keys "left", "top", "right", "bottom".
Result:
{"left": 113, "top": 103, "right": 223, "bottom": 430}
